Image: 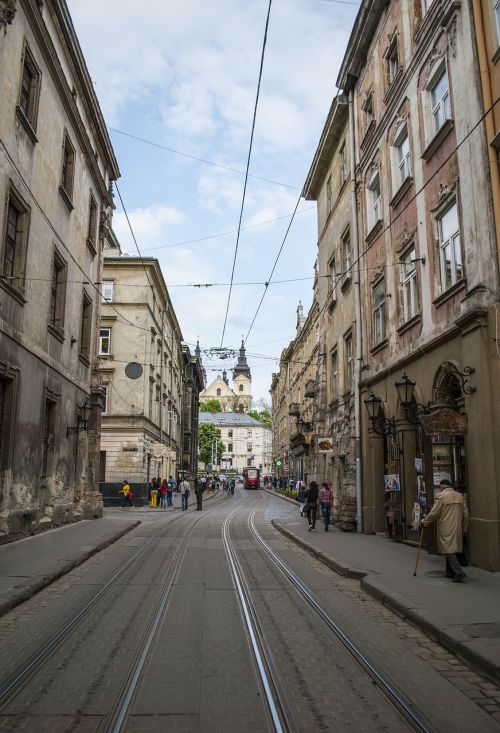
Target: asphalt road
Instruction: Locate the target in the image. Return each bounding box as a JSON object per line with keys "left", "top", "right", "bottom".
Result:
{"left": 0, "top": 487, "right": 498, "bottom": 732}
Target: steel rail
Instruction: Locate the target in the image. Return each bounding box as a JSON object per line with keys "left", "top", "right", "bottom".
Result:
{"left": 222, "top": 503, "right": 297, "bottom": 733}
{"left": 0, "top": 492, "right": 228, "bottom": 710}
{"left": 248, "top": 508, "right": 434, "bottom": 733}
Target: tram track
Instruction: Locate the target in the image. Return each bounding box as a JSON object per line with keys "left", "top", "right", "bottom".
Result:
{"left": 223, "top": 496, "right": 435, "bottom": 733}
{"left": 0, "top": 492, "right": 229, "bottom": 721}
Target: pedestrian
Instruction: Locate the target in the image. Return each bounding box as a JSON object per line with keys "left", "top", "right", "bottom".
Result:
{"left": 195, "top": 477, "right": 204, "bottom": 510}
{"left": 296, "top": 483, "right": 307, "bottom": 517}
{"left": 319, "top": 482, "right": 333, "bottom": 531}
{"left": 167, "top": 476, "right": 176, "bottom": 507}
{"left": 120, "top": 480, "right": 134, "bottom": 508}
{"left": 180, "top": 476, "right": 190, "bottom": 511}
{"left": 306, "top": 480, "right": 319, "bottom": 531}
{"left": 421, "top": 478, "right": 469, "bottom": 582}
{"left": 230, "top": 478, "right": 235, "bottom": 495}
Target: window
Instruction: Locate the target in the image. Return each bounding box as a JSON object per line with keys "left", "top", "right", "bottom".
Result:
{"left": 326, "top": 175, "right": 333, "bottom": 214}
{"left": 228, "top": 442, "right": 233, "bottom": 452}
{"left": 362, "top": 92, "right": 374, "bottom": 134}
{"left": 79, "top": 293, "right": 92, "bottom": 361}
{"left": 247, "top": 458, "right": 253, "bottom": 466}
{"left": 329, "top": 254, "right": 337, "bottom": 300}
{"left": 2, "top": 187, "right": 30, "bottom": 295}
{"left": 247, "top": 444, "right": 252, "bottom": 452}
{"left": 400, "top": 248, "right": 418, "bottom": 321}
{"left": 330, "top": 348, "right": 338, "bottom": 398}
{"left": 239, "top": 384, "right": 244, "bottom": 392}
{"left": 342, "top": 230, "right": 351, "bottom": 275}
{"left": 99, "top": 327, "right": 111, "bottom": 355}
{"left": 340, "top": 144, "right": 348, "bottom": 184}
{"left": 438, "top": 202, "right": 462, "bottom": 290}
{"left": 18, "top": 43, "right": 41, "bottom": 132}
{"left": 101, "top": 280, "right": 114, "bottom": 302}
{"left": 372, "top": 280, "right": 387, "bottom": 345}
{"left": 102, "top": 384, "right": 108, "bottom": 415}
{"left": 344, "top": 334, "right": 353, "bottom": 387}
{"left": 397, "top": 131, "right": 411, "bottom": 185}
{"left": 216, "top": 388, "right": 221, "bottom": 396}
{"left": 87, "top": 194, "right": 98, "bottom": 253}
{"left": 386, "top": 37, "right": 400, "bottom": 86}
{"left": 49, "top": 250, "right": 67, "bottom": 330}
{"left": 42, "top": 399, "right": 55, "bottom": 477}
{"left": 367, "top": 170, "right": 382, "bottom": 230}
{"left": 148, "top": 375, "right": 154, "bottom": 417}
{"left": 430, "top": 67, "right": 451, "bottom": 134}
{"left": 60, "top": 133, "right": 75, "bottom": 202}
{"left": 247, "top": 429, "right": 252, "bottom": 437}
{"left": 228, "top": 429, "right": 233, "bottom": 438}
{"left": 496, "top": 0, "right": 500, "bottom": 39}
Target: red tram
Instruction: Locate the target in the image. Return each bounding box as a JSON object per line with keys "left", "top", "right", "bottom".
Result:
{"left": 243, "top": 467, "right": 260, "bottom": 489}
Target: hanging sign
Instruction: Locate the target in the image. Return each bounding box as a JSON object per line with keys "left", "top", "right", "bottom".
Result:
{"left": 420, "top": 408, "right": 468, "bottom": 436}
{"left": 317, "top": 437, "right": 334, "bottom": 453}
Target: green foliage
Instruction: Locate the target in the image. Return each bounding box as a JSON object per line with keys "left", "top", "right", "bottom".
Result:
{"left": 199, "top": 398, "right": 223, "bottom": 413}
{"left": 284, "top": 489, "right": 298, "bottom": 500}
{"left": 247, "top": 409, "right": 272, "bottom": 427}
{"left": 198, "top": 423, "right": 225, "bottom": 465}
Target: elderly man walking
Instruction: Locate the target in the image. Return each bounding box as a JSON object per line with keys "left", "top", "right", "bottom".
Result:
{"left": 421, "top": 479, "right": 469, "bottom": 582}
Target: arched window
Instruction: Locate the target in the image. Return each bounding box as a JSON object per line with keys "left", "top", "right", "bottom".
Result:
{"left": 239, "top": 384, "right": 244, "bottom": 392}
{"left": 216, "top": 388, "right": 221, "bottom": 396}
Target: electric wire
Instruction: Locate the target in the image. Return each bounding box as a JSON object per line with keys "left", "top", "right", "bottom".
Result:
{"left": 219, "top": 0, "right": 273, "bottom": 348}
{"left": 108, "top": 127, "right": 300, "bottom": 190}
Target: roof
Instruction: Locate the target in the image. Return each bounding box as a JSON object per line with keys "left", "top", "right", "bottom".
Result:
{"left": 199, "top": 412, "right": 271, "bottom": 429}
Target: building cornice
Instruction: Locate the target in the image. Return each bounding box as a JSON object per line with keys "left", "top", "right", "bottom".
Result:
{"left": 303, "top": 97, "right": 349, "bottom": 200}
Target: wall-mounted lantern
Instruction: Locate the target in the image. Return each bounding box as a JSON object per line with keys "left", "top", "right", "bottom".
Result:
{"left": 66, "top": 400, "right": 92, "bottom": 437}
{"left": 364, "top": 392, "right": 396, "bottom": 437}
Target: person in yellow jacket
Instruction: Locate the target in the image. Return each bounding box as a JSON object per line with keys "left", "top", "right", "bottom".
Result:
{"left": 120, "top": 480, "right": 133, "bottom": 508}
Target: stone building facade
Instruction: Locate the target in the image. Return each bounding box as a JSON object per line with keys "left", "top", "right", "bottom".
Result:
{"left": 198, "top": 412, "right": 272, "bottom": 475}
{"left": 0, "top": 0, "right": 119, "bottom": 540}
{"left": 270, "top": 302, "right": 319, "bottom": 485}
{"left": 98, "top": 250, "right": 203, "bottom": 502}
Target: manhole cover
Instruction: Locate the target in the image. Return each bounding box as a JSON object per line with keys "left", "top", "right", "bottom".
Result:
{"left": 425, "top": 570, "right": 446, "bottom": 578}
{"left": 464, "top": 623, "right": 500, "bottom": 639}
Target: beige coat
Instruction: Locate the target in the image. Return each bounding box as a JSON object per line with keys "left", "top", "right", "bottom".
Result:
{"left": 422, "top": 487, "right": 469, "bottom": 554}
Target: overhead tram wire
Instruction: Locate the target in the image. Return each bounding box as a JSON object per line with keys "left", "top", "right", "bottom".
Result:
{"left": 108, "top": 128, "right": 300, "bottom": 191}
{"left": 219, "top": 0, "right": 273, "bottom": 349}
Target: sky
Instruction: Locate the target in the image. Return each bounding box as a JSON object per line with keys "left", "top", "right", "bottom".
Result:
{"left": 67, "top": 0, "right": 359, "bottom": 405}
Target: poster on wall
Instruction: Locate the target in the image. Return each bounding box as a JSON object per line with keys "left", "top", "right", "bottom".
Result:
{"left": 384, "top": 474, "right": 401, "bottom": 492}
{"left": 415, "top": 457, "right": 423, "bottom": 474}
{"left": 417, "top": 475, "right": 426, "bottom": 511}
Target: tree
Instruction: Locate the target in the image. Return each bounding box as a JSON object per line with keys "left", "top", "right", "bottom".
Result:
{"left": 198, "top": 423, "right": 225, "bottom": 466}
{"left": 247, "top": 409, "right": 272, "bottom": 428}
{"left": 199, "top": 398, "right": 222, "bottom": 413}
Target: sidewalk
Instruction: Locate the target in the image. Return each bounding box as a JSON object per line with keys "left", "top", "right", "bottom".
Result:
{"left": 268, "top": 489, "right": 500, "bottom": 684}
{"left": 0, "top": 513, "right": 140, "bottom": 617}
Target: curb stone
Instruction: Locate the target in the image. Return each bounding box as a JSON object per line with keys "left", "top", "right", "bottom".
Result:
{"left": 0, "top": 519, "right": 140, "bottom": 618}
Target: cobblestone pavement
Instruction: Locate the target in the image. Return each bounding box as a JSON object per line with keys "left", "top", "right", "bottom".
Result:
{"left": 0, "top": 489, "right": 498, "bottom": 731}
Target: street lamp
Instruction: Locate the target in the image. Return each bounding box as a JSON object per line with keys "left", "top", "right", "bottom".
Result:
{"left": 394, "top": 373, "right": 432, "bottom": 423}
{"left": 66, "top": 400, "right": 93, "bottom": 437}
{"left": 363, "top": 393, "right": 396, "bottom": 437}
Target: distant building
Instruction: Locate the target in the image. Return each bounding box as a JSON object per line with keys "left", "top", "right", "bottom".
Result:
{"left": 200, "top": 341, "right": 252, "bottom": 412}
{"left": 0, "top": 0, "right": 119, "bottom": 540}
{"left": 199, "top": 412, "right": 272, "bottom": 475}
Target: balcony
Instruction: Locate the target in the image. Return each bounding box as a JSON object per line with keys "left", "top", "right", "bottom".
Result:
{"left": 288, "top": 402, "right": 300, "bottom": 416}
{"left": 290, "top": 432, "right": 308, "bottom": 457}
{"left": 304, "top": 380, "right": 316, "bottom": 398}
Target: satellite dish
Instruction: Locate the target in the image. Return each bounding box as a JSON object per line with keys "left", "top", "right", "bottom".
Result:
{"left": 125, "top": 362, "right": 143, "bottom": 380}
{"left": 151, "top": 442, "right": 164, "bottom": 459}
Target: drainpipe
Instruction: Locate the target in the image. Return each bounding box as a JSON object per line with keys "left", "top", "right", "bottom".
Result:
{"left": 349, "top": 88, "right": 363, "bottom": 533}
{"left": 471, "top": 0, "right": 500, "bottom": 266}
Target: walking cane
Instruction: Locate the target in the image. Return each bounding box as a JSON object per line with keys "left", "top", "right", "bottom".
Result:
{"left": 413, "top": 525, "right": 424, "bottom": 576}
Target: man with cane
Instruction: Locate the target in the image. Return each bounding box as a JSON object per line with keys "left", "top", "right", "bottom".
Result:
{"left": 418, "top": 479, "right": 469, "bottom": 582}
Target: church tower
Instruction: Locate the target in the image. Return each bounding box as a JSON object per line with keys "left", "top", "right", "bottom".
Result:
{"left": 232, "top": 340, "right": 252, "bottom": 412}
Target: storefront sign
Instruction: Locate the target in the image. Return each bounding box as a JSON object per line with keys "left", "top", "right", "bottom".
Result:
{"left": 420, "top": 408, "right": 468, "bottom": 436}
{"left": 317, "top": 437, "right": 334, "bottom": 453}
{"left": 123, "top": 447, "right": 138, "bottom": 452}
